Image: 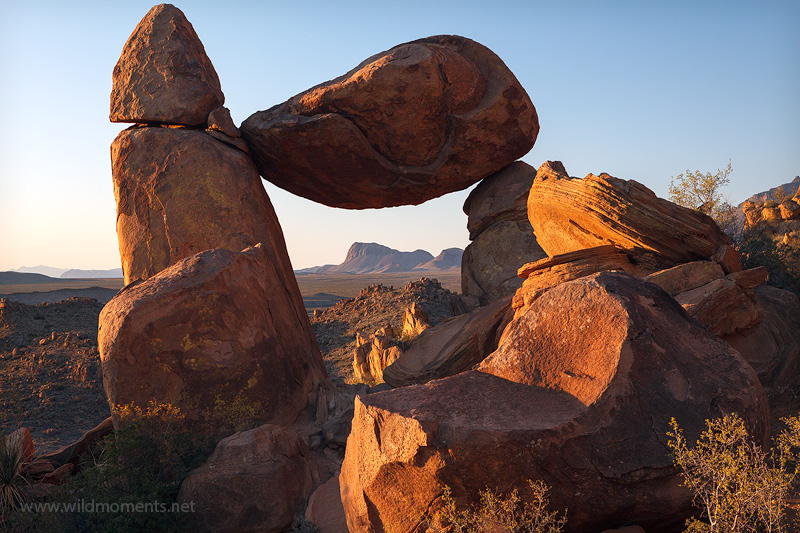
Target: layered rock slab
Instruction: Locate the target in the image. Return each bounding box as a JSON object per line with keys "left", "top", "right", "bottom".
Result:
{"left": 382, "top": 296, "right": 513, "bottom": 387}
{"left": 528, "top": 161, "right": 730, "bottom": 271}
{"left": 241, "top": 35, "right": 538, "bottom": 208}
{"left": 99, "top": 245, "right": 327, "bottom": 429}
{"left": 341, "top": 272, "right": 769, "bottom": 532}
{"left": 111, "top": 126, "right": 297, "bottom": 295}
{"left": 110, "top": 4, "right": 224, "bottom": 126}
{"left": 178, "top": 424, "right": 318, "bottom": 533}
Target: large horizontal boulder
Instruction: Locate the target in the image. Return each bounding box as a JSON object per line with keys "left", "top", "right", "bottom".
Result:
{"left": 99, "top": 245, "right": 327, "bottom": 429}
{"left": 382, "top": 296, "right": 513, "bottom": 387}
{"left": 241, "top": 35, "right": 538, "bottom": 209}
{"left": 110, "top": 4, "right": 224, "bottom": 126}
{"left": 340, "top": 272, "right": 769, "bottom": 532}
{"left": 178, "top": 425, "right": 318, "bottom": 533}
{"left": 528, "top": 161, "right": 730, "bottom": 271}
{"left": 111, "top": 126, "right": 297, "bottom": 295}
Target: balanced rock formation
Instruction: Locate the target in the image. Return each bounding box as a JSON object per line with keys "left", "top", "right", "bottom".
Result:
{"left": 178, "top": 424, "right": 318, "bottom": 533}
{"left": 528, "top": 161, "right": 730, "bottom": 272}
{"left": 110, "top": 4, "right": 224, "bottom": 126}
{"left": 462, "top": 162, "right": 546, "bottom": 304}
{"left": 382, "top": 296, "right": 513, "bottom": 387}
{"left": 241, "top": 35, "right": 538, "bottom": 208}
{"left": 340, "top": 272, "right": 769, "bottom": 532}
{"left": 99, "top": 245, "right": 327, "bottom": 429}
{"left": 111, "top": 126, "right": 298, "bottom": 293}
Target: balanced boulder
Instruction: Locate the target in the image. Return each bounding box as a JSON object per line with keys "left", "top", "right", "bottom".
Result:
{"left": 241, "top": 35, "right": 538, "bottom": 208}
{"left": 110, "top": 4, "right": 224, "bottom": 126}
{"left": 340, "top": 272, "right": 769, "bottom": 532}
{"left": 99, "top": 244, "right": 327, "bottom": 429}
{"left": 528, "top": 161, "right": 730, "bottom": 271}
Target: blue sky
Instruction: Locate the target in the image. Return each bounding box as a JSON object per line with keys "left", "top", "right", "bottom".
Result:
{"left": 1, "top": 1, "right": 798, "bottom": 271}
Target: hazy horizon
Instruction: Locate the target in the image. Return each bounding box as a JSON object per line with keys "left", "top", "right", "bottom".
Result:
{"left": 2, "top": 1, "right": 798, "bottom": 272}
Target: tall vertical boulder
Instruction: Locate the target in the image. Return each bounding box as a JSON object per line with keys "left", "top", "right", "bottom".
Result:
{"left": 462, "top": 162, "right": 546, "bottom": 304}
{"left": 110, "top": 4, "right": 224, "bottom": 125}
{"left": 241, "top": 35, "right": 538, "bottom": 208}
{"left": 99, "top": 245, "right": 328, "bottom": 429}
{"left": 111, "top": 126, "right": 298, "bottom": 296}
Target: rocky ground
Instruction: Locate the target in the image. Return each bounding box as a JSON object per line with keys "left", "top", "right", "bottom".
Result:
{"left": 0, "top": 297, "right": 110, "bottom": 454}
{"left": 310, "top": 277, "right": 463, "bottom": 383}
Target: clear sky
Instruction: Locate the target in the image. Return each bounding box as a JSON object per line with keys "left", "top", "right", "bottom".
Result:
{"left": 1, "top": 1, "right": 798, "bottom": 271}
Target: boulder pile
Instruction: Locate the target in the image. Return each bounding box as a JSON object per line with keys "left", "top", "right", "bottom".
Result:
{"left": 99, "top": 5, "right": 787, "bottom": 532}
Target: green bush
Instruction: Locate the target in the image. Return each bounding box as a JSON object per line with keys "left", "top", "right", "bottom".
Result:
{"left": 668, "top": 414, "right": 800, "bottom": 533}
{"left": 10, "top": 402, "right": 218, "bottom": 533}
{"left": 735, "top": 224, "right": 800, "bottom": 296}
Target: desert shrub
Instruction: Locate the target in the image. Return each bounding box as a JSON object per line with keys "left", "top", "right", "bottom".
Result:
{"left": 668, "top": 414, "right": 800, "bottom": 533}
{"left": 10, "top": 402, "right": 217, "bottom": 533}
{"left": 435, "top": 480, "right": 567, "bottom": 533}
{"left": 202, "top": 392, "right": 264, "bottom": 436}
{"left": 668, "top": 160, "right": 735, "bottom": 229}
{"left": 735, "top": 225, "right": 800, "bottom": 296}
{"left": 0, "top": 432, "right": 28, "bottom": 523}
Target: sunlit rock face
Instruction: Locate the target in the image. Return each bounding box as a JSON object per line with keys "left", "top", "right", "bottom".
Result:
{"left": 528, "top": 161, "right": 731, "bottom": 272}
{"left": 340, "top": 272, "right": 769, "bottom": 533}
{"left": 99, "top": 245, "right": 328, "bottom": 430}
{"left": 241, "top": 35, "right": 538, "bottom": 209}
{"left": 110, "top": 4, "right": 224, "bottom": 126}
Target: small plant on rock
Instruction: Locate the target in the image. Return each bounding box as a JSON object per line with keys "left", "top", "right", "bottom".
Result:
{"left": 436, "top": 479, "right": 567, "bottom": 533}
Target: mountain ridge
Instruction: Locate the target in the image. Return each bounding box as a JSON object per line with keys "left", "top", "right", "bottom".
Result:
{"left": 295, "top": 242, "right": 463, "bottom": 274}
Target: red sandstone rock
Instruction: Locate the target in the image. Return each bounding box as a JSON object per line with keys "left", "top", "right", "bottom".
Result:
{"left": 644, "top": 261, "right": 725, "bottom": 296}
{"left": 723, "top": 285, "right": 800, "bottom": 395}
{"left": 99, "top": 245, "right": 327, "bottom": 429}
{"left": 111, "top": 126, "right": 298, "bottom": 300}
{"left": 675, "top": 277, "right": 762, "bottom": 337}
{"left": 711, "top": 244, "right": 743, "bottom": 274}
{"left": 305, "top": 474, "right": 349, "bottom": 533}
{"left": 464, "top": 161, "right": 537, "bottom": 240}
{"left": 110, "top": 4, "right": 224, "bottom": 125}
{"left": 382, "top": 296, "right": 513, "bottom": 388}
{"left": 780, "top": 199, "right": 800, "bottom": 220}
{"left": 528, "top": 161, "right": 730, "bottom": 271}
{"left": 727, "top": 266, "right": 769, "bottom": 289}
{"left": 178, "top": 425, "right": 318, "bottom": 533}
{"left": 5, "top": 428, "right": 34, "bottom": 464}
{"left": 40, "top": 417, "right": 113, "bottom": 469}
{"left": 241, "top": 36, "right": 538, "bottom": 209}
{"left": 402, "top": 303, "right": 430, "bottom": 339}
{"left": 341, "top": 272, "right": 769, "bottom": 532}
{"left": 512, "top": 245, "right": 639, "bottom": 319}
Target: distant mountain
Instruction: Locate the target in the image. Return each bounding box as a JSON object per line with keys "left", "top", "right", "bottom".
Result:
{"left": 296, "top": 243, "right": 463, "bottom": 274}
{"left": 415, "top": 248, "right": 462, "bottom": 270}
{"left": 60, "top": 268, "right": 123, "bottom": 279}
{"left": 11, "top": 265, "right": 68, "bottom": 277}
{"left": 0, "top": 271, "right": 63, "bottom": 285}
{"left": 745, "top": 176, "right": 800, "bottom": 205}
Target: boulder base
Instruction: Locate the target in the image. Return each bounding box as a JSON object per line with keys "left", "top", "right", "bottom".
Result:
{"left": 341, "top": 272, "right": 769, "bottom": 532}
{"left": 99, "top": 245, "right": 327, "bottom": 429}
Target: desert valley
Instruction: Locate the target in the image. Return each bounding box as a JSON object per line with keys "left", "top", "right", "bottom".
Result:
{"left": 2, "top": 4, "right": 800, "bottom": 533}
